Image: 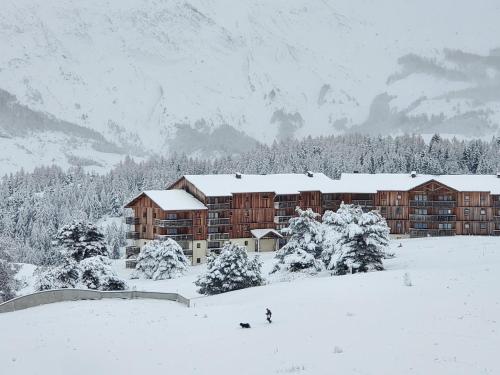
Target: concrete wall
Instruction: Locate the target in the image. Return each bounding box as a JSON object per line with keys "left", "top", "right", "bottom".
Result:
{"left": 0, "top": 289, "right": 190, "bottom": 314}
{"left": 231, "top": 238, "right": 256, "bottom": 251}
{"left": 192, "top": 240, "right": 207, "bottom": 264}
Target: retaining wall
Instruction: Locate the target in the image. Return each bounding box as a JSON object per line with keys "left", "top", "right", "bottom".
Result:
{"left": 0, "top": 289, "right": 190, "bottom": 313}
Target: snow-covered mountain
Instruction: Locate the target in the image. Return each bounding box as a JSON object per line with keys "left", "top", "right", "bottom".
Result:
{"left": 1, "top": 0, "right": 500, "bottom": 172}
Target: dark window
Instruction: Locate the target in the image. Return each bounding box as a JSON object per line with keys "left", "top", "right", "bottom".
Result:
{"left": 197, "top": 243, "right": 201, "bottom": 249}
{"left": 196, "top": 258, "right": 201, "bottom": 264}
{"left": 244, "top": 241, "right": 248, "bottom": 246}
{"left": 480, "top": 223, "right": 486, "bottom": 229}
{"left": 167, "top": 213, "right": 177, "bottom": 220}
{"left": 480, "top": 209, "right": 486, "bottom": 215}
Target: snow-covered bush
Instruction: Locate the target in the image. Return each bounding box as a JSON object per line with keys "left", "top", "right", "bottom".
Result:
{"left": 271, "top": 208, "right": 323, "bottom": 274}
{"left": 54, "top": 221, "right": 109, "bottom": 262}
{"left": 133, "top": 239, "right": 189, "bottom": 280}
{"left": 0, "top": 259, "right": 20, "bottom": 302}
{"left": 195, "top": 242, "right": 263, "bottom": 295}
{"left": 322, "top": 204, "right": 390, "bottom": 275}
{"left": 35, "top": 258, "right": 80, "bottom": 291}
{"left": 80, "top": 256, "right": 126, "bottom": 290}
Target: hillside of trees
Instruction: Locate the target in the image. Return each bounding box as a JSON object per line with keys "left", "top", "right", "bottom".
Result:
{"left": 1, "top": 133, "right": 499, "bottom": 265}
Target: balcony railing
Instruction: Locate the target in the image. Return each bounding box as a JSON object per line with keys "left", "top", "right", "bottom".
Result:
{"left": 409, "top": 215, "right": 456, "bottom": 222}
{"left": 410, "top": 200, "right": 456, "bottom": 207}
{"left": 410, "top": 228, "right": 455, "bottom": 237}
{"left": 352, "top": 200, "right": 374, "bottom": 207}
{"left": 207, "top": 203, "right": 231, "bottom": 210}
{"left": 274, "top": 201, "right": 298, "bottom": 209}
{"left": 154, "top": 219, "right": 192, "bottom": 228}
{"left": 154, "top": 234, "right": 193, "bottom": 241}
{"left": 208, "top": 233, "right": 229, "bottom": 240}
{"left": 125, "top": 217, "right": 140, "bottom": 225}
{"left": 208, "top": 218, "right": 230, "bottom": 226}
{"left": 176, "top": 240, "right": 191, "bottom": 250}
{"left": 126, "top": 231, "right": 140, "bottom": 240}
{"left": 125, "top": 246, "right": 140, "bottom": 258}
{"left": 274, "top": 216, "right": 292, "bottom": 224}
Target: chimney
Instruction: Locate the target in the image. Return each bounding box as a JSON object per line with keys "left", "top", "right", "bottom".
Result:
{"left": 306, "top": 171, "right": 314, "bottom": 178}
{"left": 235, "top": 172, "right": 242, "bottom": 179}
{"left": 411, "top": 171, "right": 417, "bottom": 178}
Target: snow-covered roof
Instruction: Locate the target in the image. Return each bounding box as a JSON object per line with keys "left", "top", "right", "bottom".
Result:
{"left": 182, "top": 173, "right": 334, "bottom": 196}
{"left": 125, "top": 190, "right": 207, "bottom": 211}
{"left": 329, "top": 173, "right": 500, "bottom": 194}
{"left": 250, "top": 229, "right": 283, "bottom": 239}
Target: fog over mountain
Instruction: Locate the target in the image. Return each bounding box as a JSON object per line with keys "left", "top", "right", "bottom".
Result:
{"left": 1, "top": 0, "right": 500, "bottom": 172}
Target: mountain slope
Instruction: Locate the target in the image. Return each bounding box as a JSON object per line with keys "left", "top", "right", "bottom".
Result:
{"left": 1, "top": 0, "right": 500, "bottom": 171}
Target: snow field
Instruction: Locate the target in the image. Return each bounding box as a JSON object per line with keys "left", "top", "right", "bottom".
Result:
{"left": 1, "top": 236, "right": 499, "bottom": 374}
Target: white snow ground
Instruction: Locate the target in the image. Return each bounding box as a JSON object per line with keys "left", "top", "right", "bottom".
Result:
{"left": 2, "top": 236, "right": 500, "bottom": 375}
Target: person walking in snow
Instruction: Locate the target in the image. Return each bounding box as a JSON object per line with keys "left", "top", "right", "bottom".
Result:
{"left": 266, "top": 308, "right": 272, "bottom": 323}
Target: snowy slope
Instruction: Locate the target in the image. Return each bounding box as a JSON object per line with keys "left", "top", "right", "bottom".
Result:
{"left": 1, "top": 0, "right": 500, "bottom": 171}
{"left": 3, "top": 236, "right": 500, "bottom": 375}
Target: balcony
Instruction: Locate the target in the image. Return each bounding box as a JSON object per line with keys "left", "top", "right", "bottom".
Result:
{"left": 274, "top": 216, "right": 292, "bottom": 224}
{"left": 125, "top": 217, "right": 139, "bottom": 225}
{"left": 322, "top": 200, "right": 341, "bottom": 209}
{"left": 352, "top": 200, "right": 374, "bottom": 207}
{"left": 208, "top": 233, "right": 229, "bottom": 240}
{"left": 410, "top": 200, "right": 456, "bottom": 208}
{"left": 126, "top": 231, "right": 140, "bottom": 240}
{"left": 274, "top": 201, "right": 298, "bottom": 209}
{"left": 206, "top": 202, "right": 231, "bottom": 210}
{"left": 208, "top": 218, "right": 231, "bottom": 226}
{"left": 125, "top": 246, "right": 140, "bottom": 258}
{"left": 410, "top": 228, "right": 455, "bottom": 237}
{"left": 409, "top": 215, "right": 456, "bottom": 222}
{"left": 493, "top": 201, "right": 500, "bottom": 207}
{"left": 154, "top": 234, "right": 193, "bottom": 241}
{"left": 154, "top": 219, "right": 192, "bottom": 228}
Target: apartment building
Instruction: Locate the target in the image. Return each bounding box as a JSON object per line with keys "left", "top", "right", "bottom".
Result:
{"left": 124, "top": 172, "right": 500, "bottom": 267}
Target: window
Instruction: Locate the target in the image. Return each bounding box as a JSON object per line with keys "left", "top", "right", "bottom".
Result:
{"left": 414, "top": 194, "right": 427, "bottom": 201}
{"left": 396, "top": 207, "right": 402, "bottom": 215}
{"left": 464, "top": 208, "right": 470, "bottom": 216}
{"left": 143, "top": 211, "right": 147, "bottom": 218}
{"left": 415, "top": 208, "right": 427, "bottom": 215}
{"left": 197, "top": 243, "right": 201, "bottom": 249}
{"left": 438, "top": 223, "right": 452, "bottom": 229}
{"left": 465, "top": 195, "right": 470, "bottom": 201}
{"left": 197, "top": 227, "right": 202, "bottom": 234}
{"left": 167, "top": 213, "right": 177, "bottom": 220}
{"left": 208, "top": 227, "right": 218, "bottom": 233}
{"left": 480, "top": 223, "right": 486, "bottom": 229}
{"left": 142, "top": 226, "right": 146, "bottom": 232}
{"left": 380, "top": 207, "right": 387, "bottom": 215}
{"left": 480, "top": 208, "right": 486, "bottom": 215}
{"left": 208, "top": 212, "right": 218, "bottom": 219}
{"left": 396, "top": 222, "right": 402, "bottom": 228}
{"left": 167, "top": 228, "right": 177, "bottom": 235}
{"left": 153, "top": 212, "right": 157, "bottom": 219}
{"left": 415, "top": 223, "right": 428, "bottom": 229}
{"left": 397, "top": 194, "right": 402, "bottom": 200}
{"left": 438, "top": 209, "right": 451, "bottom": 215}
{"left": 196, "top": 258, "right": 201, "bottom": 264}
{"left": 245, "top": 210, "right": 250, "bottom": 217}
{"left": 244, "top": 241, "right": 248, "bottom": 246}
{"left": 464, "top": 223, "right": 470, "bottom": 229}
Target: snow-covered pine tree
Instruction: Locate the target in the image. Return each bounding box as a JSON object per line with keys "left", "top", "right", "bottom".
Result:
{"left": 105, "top": 222, "right": 125, "bottom": 259}
{"left": 133, "top": 239, "right": 189, "bottom": 280}
{"left": 80, "top": 256, "right": 127, "bottom": 290}
{"left": 271, "top": 207, "right": 323, "bottom": 274}
{"left": 0, "top": 259, "right": 20, "bottom": 302}
{"left": 54, "top": 221, "right": 109, "bottom": 262}
{"left": 195, "top": 242, "right": 263, "bottom": 295}
{"left": 322, "top": 204, "right": 390, "bottom": 275}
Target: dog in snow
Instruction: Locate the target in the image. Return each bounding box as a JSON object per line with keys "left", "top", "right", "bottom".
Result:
{"left": 239, "top": 323, "right": 251, "bottom": 328}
